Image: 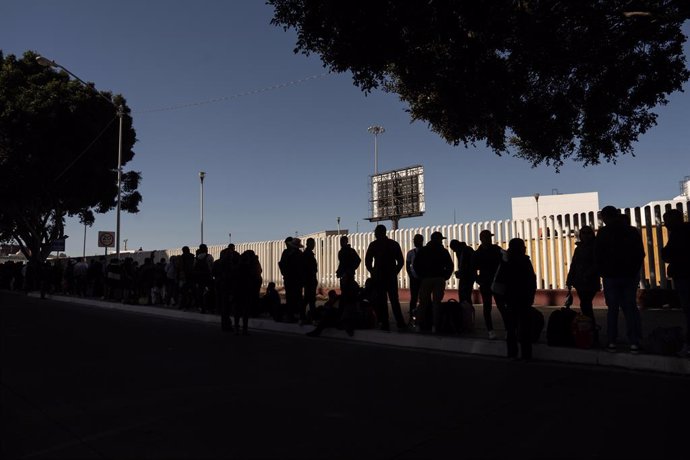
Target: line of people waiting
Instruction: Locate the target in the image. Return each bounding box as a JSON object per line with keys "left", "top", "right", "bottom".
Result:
{"left": 3, "top": 204, "right": 688, "bottom": 359}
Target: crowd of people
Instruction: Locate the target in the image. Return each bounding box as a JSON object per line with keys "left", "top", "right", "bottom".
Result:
{"left": 2, "top": 205, "right": 689, "bottom": 359}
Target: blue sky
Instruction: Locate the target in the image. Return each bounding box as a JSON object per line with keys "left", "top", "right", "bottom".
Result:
{"left": 3, "top": 1, "right": 689, "bottom": 256}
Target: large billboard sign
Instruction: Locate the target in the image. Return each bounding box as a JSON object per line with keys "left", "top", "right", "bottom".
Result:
{"left": 368, "top": 165, "right": 425, "bottom": 223}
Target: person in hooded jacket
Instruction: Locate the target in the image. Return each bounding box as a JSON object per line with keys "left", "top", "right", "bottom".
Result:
{"left": 503, "top": 238, "right": 537, "bottom": 361}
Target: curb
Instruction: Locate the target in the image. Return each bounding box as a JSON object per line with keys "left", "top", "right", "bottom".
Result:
{"left": 27, "top": 293, "right": 690, "bottom": 376}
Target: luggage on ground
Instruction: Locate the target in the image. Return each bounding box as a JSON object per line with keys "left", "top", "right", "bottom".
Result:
{"left": 645, "top": 326, "right": 684, "bottom": 355}
{"left": 437, "top": 298, "right": 461, "bottom": 334}
{"left": 571, "top": 313, "right": 595, "bottom": 349}
{"left": 547, "top": 306, "right": 577, "bottom": 347}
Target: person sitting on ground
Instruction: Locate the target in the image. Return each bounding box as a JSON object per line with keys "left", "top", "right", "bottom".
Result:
{"left": 306, "top": 290, "right": 354, "bottom": 337}
{"left": 261, "top": 282, "right": 282, "bottom": 319}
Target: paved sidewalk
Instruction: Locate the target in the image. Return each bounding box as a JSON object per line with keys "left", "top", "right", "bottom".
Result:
{"left": 25, "top": 292, "right": 690, "bottom": 376}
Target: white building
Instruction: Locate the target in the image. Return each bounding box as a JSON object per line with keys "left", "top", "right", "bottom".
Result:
{"left": 511, "top": 192, "right": 600, "bottom": 221}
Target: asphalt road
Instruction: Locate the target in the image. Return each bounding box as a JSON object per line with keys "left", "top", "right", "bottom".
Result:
{"left": 2, "top": 291, "right": 688, "bottom": 459}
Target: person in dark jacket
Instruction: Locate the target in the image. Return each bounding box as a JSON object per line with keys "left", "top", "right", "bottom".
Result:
{"left": 235, "top": 250, "right": 262, "bottom": 335}
{"left": 472, "top": 230, "right": 506, "bottom": 340}
{"left": 662, "top": 209, "right": 690, "bottom": 355}
{"left": 336, "top": 235, "right": 361, "bottom": 300}
{"left": 449, "top": 239, "right": 476, "bottom": 304}
{"left": 503, "top": 238, "right": 537, "bottom": 361}
{"left": 594, "top": 206, "right": 645, "bottom": 353}
{"left": 216, "top": 244, "right": 241, "bottom": 331}
{"left": 414, "top": 232, "right": 454, "bottom": 333}
{"left": 566, "top": 225, "right": 600, "bottom": 346}
{"left": 405, "top": 234, "right": 424, "bottom": 326}
{"left": 279, "top": 237, "right": 304, "bottom": 323}
{"left": 302, "top": 238, "right": 318, "bottom": 325}
{"left": 365, "top": 224, "right": 406, "bottom": 331}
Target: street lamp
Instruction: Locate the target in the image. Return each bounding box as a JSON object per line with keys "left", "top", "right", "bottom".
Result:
{"left": 36, "top": 55, "right": 125, "bottom": 260}
{"left": 534, "top": 193, "right": 541, "bottom": 237}
{"left": 199, "top": 171, "right": 206, "bottom": 245}
{"left": 367, "top": 125, "right": 385, "bottom": 175}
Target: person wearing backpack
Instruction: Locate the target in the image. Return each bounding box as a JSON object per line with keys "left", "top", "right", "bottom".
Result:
{"left": 565, "top": 225, "right": 600, "bottom": 347}
{"left": 595, "top": 206, "right": 645, "bottom": 354}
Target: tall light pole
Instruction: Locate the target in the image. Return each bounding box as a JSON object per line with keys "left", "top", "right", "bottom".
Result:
{"left": 534, "top": 193, "right": 541, "bottom": 237}
{"left": 367, "top": 125, "right": 385, "bottom": 175}
{"left": 337, "top": 217, "right": 341, "bottom": 235}
{"left": 36, "top": 55, "right": 125, "bottom": 260}
{"left": 199, "top": 171, "right": 206, "bottom": 245}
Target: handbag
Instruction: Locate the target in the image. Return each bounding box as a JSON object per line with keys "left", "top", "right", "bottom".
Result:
{"left": 491, "top": 262, "right": 507, "bottom": 296}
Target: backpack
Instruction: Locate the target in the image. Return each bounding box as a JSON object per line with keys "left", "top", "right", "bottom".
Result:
{"left": 547, "top": 306, "right": 577, "bottom": 347}
{"left": 645, "top": 327, "right": 684, "bottom": 356}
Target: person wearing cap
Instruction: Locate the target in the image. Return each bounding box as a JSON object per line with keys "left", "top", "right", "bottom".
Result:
{"left": 594, "top": 205, "right": 645, "bottom": 354}
{"left": 405, "top": 234, "right": 424, "bottom": 326}
{"left": 413, "top": 231, "right": 454, "bottom": 333}
{"left": 365, "top": 224, "right": 406, "bottom": 331}
{"left": 472, "top": 230, "right": 507, "bottom": 340}
{"left": 279, "top": 237, "right": 304, "bottom": 322}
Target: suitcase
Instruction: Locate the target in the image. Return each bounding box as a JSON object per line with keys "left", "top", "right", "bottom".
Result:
{"left": 547, "top": 306, "right": 577, "bottom": 347}
{"left": 571, "top": 313, "right": 595, "bottom": 349}
{"left": 438, "top": 298, "right": 462, "bottom": 334}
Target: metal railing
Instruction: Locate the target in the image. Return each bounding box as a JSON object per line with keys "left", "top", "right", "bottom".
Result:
{"left": 126, "top": 200, "right": 689, "bottom": 290}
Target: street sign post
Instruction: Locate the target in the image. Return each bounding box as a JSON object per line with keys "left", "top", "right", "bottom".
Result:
{"left": 98, "top": 231, "right": 115, "bottom": 248}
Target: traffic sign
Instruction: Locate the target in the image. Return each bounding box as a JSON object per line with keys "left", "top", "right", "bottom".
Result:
{"left": 98, "top": 231, "right": 115, "bottom": 248}
{"left": 50, "top": 238, "right": 66, "bottom": 252}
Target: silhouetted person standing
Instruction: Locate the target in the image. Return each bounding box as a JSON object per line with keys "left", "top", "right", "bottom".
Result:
{"left": 472, "top": 230, "right": 506, "bottom": 340}
{"left": 217, "top": 244, "right": 240, "bottom": 332}
{"left": 365, "top": 224, "right": 406, "bottom": 331}
{"left": 279, "top": 237, "right": 304, "bottom": 323}
{"left": 662, "top": 209, "right": 690, "bottom": 356}
{"left": 236, "top": 250, "right": 262, "bottom": 335}
{"left": 336, "top": 235, "right": 361, "bottom": 302}
{"left": 503, "top": 238, "right": 537, "bottom": 361}
{"left": 406, "top": 234, "right": 424, "bottom": 325}
{"left": 566, "top": 225, "right": 601, "bottom": 346}
{"left": 449, "top": 239, "right": 476, "bottom": 304}
{"left": 302, "top": 237, "right": 318, "bottom": 324}
{"left": 595, "top": 206, "right": 645, "bottom": 354}
{"left": 178, "top": 246, "right": 196, "bottom": 310}
{"left": 414, "top": 232, "right": 454, "bottom": 333}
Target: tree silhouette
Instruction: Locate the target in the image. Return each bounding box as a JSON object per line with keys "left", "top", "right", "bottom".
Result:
{"left": 0, "top": 51, "right": 142, "bottom": 263}
{"left": 270, "top": 0, "right": 690, "bottom": 168}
